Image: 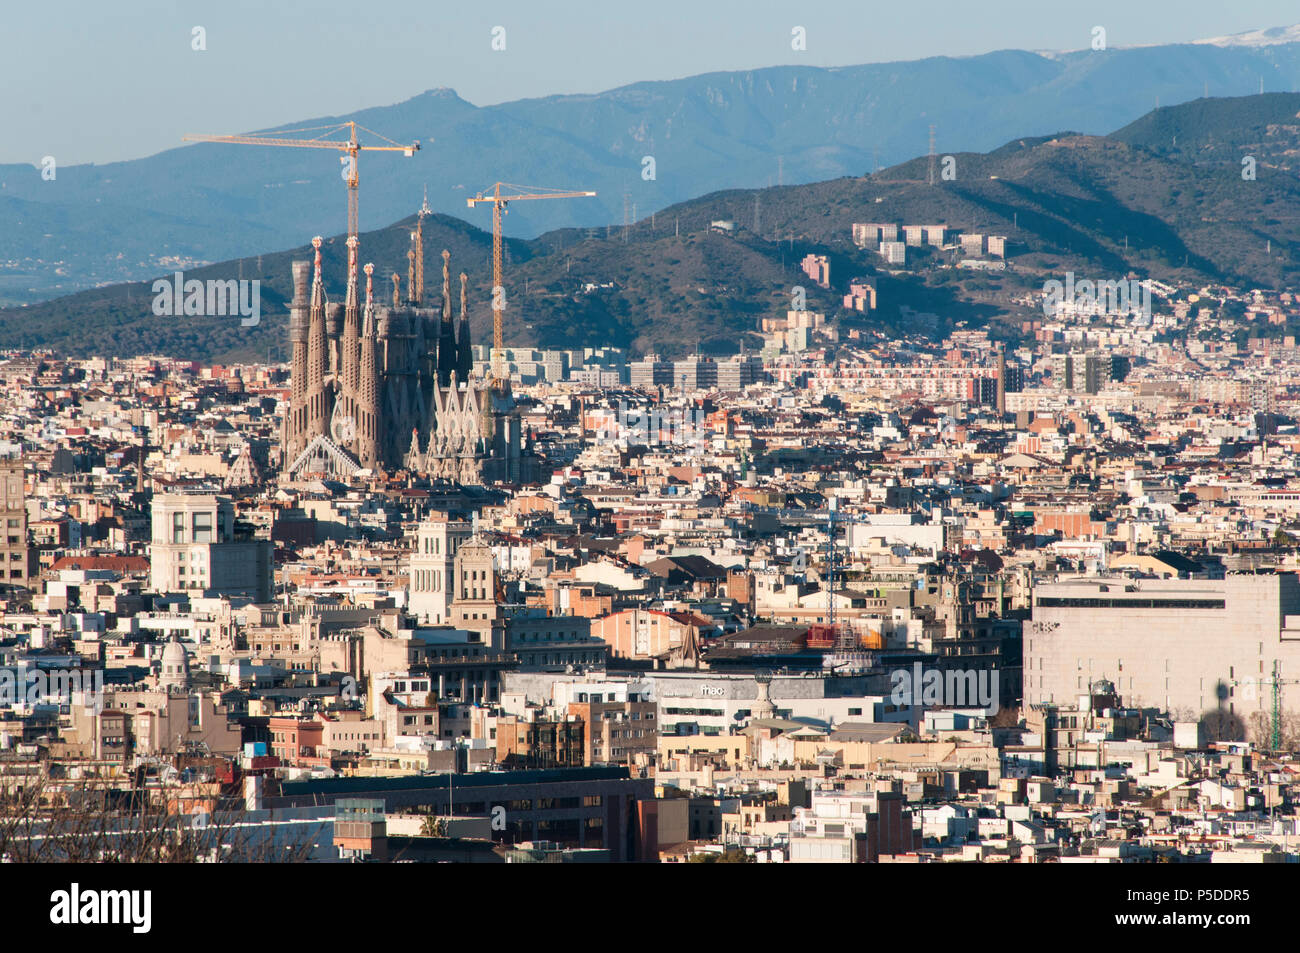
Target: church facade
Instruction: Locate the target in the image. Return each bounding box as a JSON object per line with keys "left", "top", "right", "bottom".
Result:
{"left": 281, "top": 219, "right": 534, "bottom": 484}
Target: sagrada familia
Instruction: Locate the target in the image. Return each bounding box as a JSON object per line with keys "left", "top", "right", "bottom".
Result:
{"left": 281, "top": 218, "right": 532, "bottom": 485}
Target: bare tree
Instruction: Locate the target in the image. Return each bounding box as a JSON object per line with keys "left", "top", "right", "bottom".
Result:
{"left": 1247, "top": 710, "right": 1272, "bottom": 749}
{"left": 0, "top": 770, "right": 320, "bottom": 863}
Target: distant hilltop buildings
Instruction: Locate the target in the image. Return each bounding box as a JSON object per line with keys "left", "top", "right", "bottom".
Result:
{"left": 800, "top": 254, "right": 830, "bottom": 289}
{"left": 852, "top": 222, "right": 1006, "bottom": 266}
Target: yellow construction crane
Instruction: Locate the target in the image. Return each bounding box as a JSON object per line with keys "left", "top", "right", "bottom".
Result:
{"left": 466, "top": 182, "right": 596, "bottom": 379}
{"left": 183, "top": 121, "right": 421, "bottom": 249}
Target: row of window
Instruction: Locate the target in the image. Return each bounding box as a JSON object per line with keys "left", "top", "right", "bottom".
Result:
{"left": 170, "top": 510, "right": 215, "bottom": 544}
{"left": 1035, "top": 597, "right": 1226, "bottom": 610}
{"left": 418, "top": 534, "right": 460, "bottom": 555}
{"left": 412, "top": 570, "right": 443, "bottom": 592}
{"left": 522, "top": 652, "right": 602, "bottom": 665}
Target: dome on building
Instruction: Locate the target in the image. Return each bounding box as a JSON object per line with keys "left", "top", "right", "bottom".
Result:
{"left": 160, "top": 635, "right": 190, "bottom": 693}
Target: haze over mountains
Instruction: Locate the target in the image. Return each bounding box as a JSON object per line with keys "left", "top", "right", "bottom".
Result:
{"left": 6, "top": 89, "right": 1300, "bottom": 364}
{"left": 6, "top": 26, "right": 1300, "bottom": 304}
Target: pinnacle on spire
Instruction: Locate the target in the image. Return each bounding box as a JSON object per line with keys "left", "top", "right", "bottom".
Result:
{"left": 310, "top": 236, "right": 325, "bottom": 299}
{"left": 391, "top": 273, "right": 401, "bottom": 309}
{"left": 364, "top": 262, "right": 374, "bottom": 305}
{"left": 441, "top": 249, "right": 452, "bottom": 315}
{"left": 345, "top": 235, "right": 360, "bottom": 307}
{"left": 405, "top": 426, "right": 422, "bottom": 471}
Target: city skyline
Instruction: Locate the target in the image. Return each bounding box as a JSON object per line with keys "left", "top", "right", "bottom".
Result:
{"left": 1, "top": 4, "right": 1297, "bottom": 921}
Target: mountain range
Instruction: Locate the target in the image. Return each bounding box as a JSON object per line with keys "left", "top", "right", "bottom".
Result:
{"left": 6, "top": 90, "right": 1300, "bottom": 363}
{"left": 7, "top": 27, "right": 1300, "bottom": 304}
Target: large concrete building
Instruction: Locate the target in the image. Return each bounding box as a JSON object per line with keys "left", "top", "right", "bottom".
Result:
{"left": 149, "top": 493, "right": 272, "bottom": 601}
{"left": 1026, "top": 574, "right": 1300, "bottom": 729}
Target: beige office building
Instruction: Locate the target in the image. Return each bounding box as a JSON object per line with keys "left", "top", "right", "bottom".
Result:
{"left": 408, "top": 517, "right": 471, "bottom": 625}
{"left": 1026, "top": 574, "right": 1300, "bottom": 727}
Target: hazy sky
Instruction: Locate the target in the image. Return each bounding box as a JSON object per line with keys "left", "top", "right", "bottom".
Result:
{"left": 4, "top": 0, "right": 1299, "bottom": 166}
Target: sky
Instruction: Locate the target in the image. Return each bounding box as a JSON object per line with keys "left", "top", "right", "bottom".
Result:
{"left": 4, "top": 0, "right": 1300, "bottom": 166}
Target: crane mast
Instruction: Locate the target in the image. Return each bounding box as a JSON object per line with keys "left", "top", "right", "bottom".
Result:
{"left": 467, "top": 182, "right": 597, "bottom": 382}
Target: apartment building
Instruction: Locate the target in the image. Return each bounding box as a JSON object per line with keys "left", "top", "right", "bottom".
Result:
{"left": 0, "top": 457, "right": 34, "bottom": 590}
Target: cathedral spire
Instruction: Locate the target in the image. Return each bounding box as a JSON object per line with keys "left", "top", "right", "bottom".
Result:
{"left": 407, "top": 244, "right": 418, "bottom": 307}
{"left": 305, "top": 236, "right": 328, "bottom": 441}
{"left": 456, "top": 271, "right": 473, "bottom": 383}
{"left": 342, "top": 235, "right": 360, "bottom": 401}
{"left": 404, "top": 427, "right": 422, "bottom": 472}
{"left": 412, "top": 204, "right": 426, "bottom": 305}
{"left": 357, "top": 263, "right": 381, "bottom": 470}
{"left": 437, "top": 249, "right": 457, "bottom": 388}
{"left": 345, "top": 235, "right": 358, "bottom": 307}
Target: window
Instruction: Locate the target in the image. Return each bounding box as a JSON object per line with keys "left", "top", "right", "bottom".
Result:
{"left": 171, "top": 512, "right": 185, "bottom": 544}
{"left": 193, "top": 511, "right": 214, "bottom": 543}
